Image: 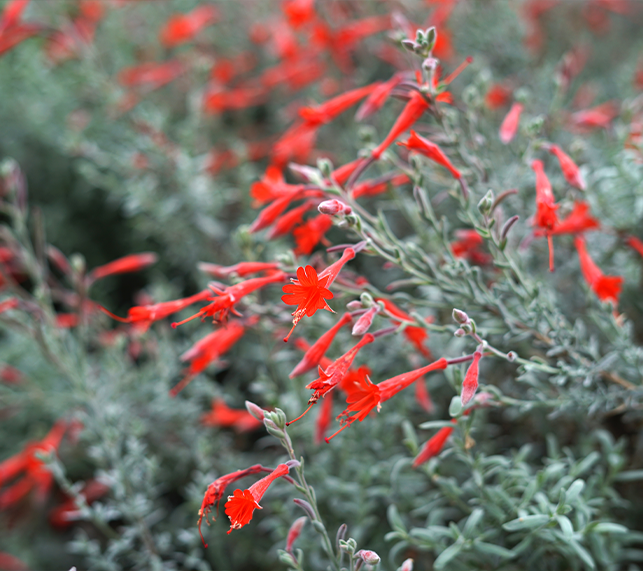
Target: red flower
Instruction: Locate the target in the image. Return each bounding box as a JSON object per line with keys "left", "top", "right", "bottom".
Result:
{"left": 485, "top": 83, "right": 512, "bottom": 110}
{"left": 351, "top": 173, "right": 410, "bottom": 199}
{"left": 356, "top": 74, "right": 403, "bottom": 121}
{"left": 282, "top": 266, "right": 334, "bottom": 342}
{"left": 412, "top": 420, "right": 456, "bottom": 468}
{"left": 197, "top": 261, "right": 281, "bottom": 279}
{"left": 549, "top": 201, "right": 599, "bottom": 235}
{"left": 305, "top": 334, "right": 375, "bottom": 407}
{"left": 198, "top": 465, "right": 266, "bottom": 546}
{"left": 282, "top": 0, "right": 316, "bottom": 28}
{"left": 171, "top": 321, "right": 246, "bottom": 396}
{"left": 544, "top": 144, "right": 586, "bottom": 190}
{"left": 290, "top": 312, "right": 352, "bottom": 377}
{"left": 159, "top": 5, "right": 219, "bottom": 48}
{"left": 203, "top": 85, "right": 268, "bottom": 114}
{"left": 328, "top": 358, "right": 449, "bottom": 440}
{"left": 398, "top": 130, "right": 461, "bottom": 179}
{"left": 570, "top": 101, "right": 619, "bottom": 131}
{"left": 201, "top": 398, "right": 262, "bottom": 432}
{"left": 272, "top": 122, "right": 319, "bottom": 168}
{"left": 172, "top": 272, "right": 286, "bottom": 328}
{"left": 299, "top": 83, "right": 379, "bottom": 127}
{"left": 531, "top": 159, "right": 559, "bottom": 272}
{"left": 451, "top": 229, "right": 492, "bottom": 265}
{"left": 461, "top": 351, "right": 482, "bottom": 405}
{"left": 250, "top": 188, "right": 305, "bottom": 233}
{"left": 376, "top": 298, "right": 432, "bottom": 359}
{"left": 314, "top": 391, "right": 334, "bottom": 445}
{"left": 267, "top": 200, "right": 316, "bottom": 239}
{"left": 371, "top": 91, "right": 430, "bottom": 160}
{"left": 118, "top": 60, "right": 184, "bottom": 90}
{"left": 499, "top": 102, "right": 523, "bottom": 144}
{"left": 574, "top": 236, "right": 623, "bottom": 306}
{"left": 101, "top": 289, "right": 212, "bottom": 332}
{"left": 286, "top": 516, "right": 307, "bottom": 553}
{"left": 0, "top": 420, "right": 70, "bottom": 510}
{"left": 224, "top": 463, "right": 294, "bottom": 534}
{"left": 331, "top": 159, "right": 363, "bottom": 186}
{"left": 627, "top": 236, "right": 643, "bottom": 258}
{"left": 251, "top": 166, "right": 301, "bottom": 204}
{"left": 87, "top": 252, "right": 158, "bottom": 285}
{"left": 293, "top": 214, "right": 333, "bottom": 256}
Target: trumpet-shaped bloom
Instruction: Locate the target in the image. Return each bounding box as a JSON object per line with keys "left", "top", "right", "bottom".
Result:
{"left": 200, "top": 398, "right": 262, "bottom": 432}
{"left": 290, "top": 312, "right": 352, "bottom": 377}
{"left": 87, "top": 252, "right": 158, "bottom": 285}
{"left": 198, "top": 465, "right": 265, "bottom": 546}
{"left": 461, "top": 351, "right": 482, "bottom": 405}
{"left": 499, "top": 102, "right": 523, "bottom": 144}
{"left": 544, "top": 143, "right": 586, "bottom": 190}
{"left": 224, "top": 463, "right": 294, "bottom": 534}
{"left": 376, "top": 298, "right": 432, "bottom": 358}
{"left": 198, "top": 261, "right": 281, "bottom": 279}
{"left": 327, "top": 358, "right": 448, "bottom": 440}
{"left": 159, "top": 5, "right": 219, "bottom": 48}
{"left": 412, "top": 420, "right": 456, "bottom": 468}
{"left": 574, "top": 236, "right": 623, "bottom": 306}
{"left": 299, "top": 83, "right": 378, "bottom": 127}
{"left": 293, "top": 214, "right": 333, "bottom": 255}
{"left": 398, "top": 131, "right": 461, "bottom": 179}
{"left": 531, "top": 159, "right": 559, "bottom": 271}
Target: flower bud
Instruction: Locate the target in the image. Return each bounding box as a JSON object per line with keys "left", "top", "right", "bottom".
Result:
{"left": 293, "top": 498, "right": 317, "bottom": 520}
{"left": 452, "top": 308, "right": 470, "bottom": 325}
{"left": 397, "top": 559, "right": 414, "bottom": 571}
{"left": 461, "top": 351, "right": 482, "bottom": 406}
{"left": 477, "top": 189, "right": 494, "bottom": 215}
{"left": 401, "top": 39, "right": 418, "bottom": 52}
{"left": 318, "top": 199, "right": 352, "bottom": 216}
{"left": 339, "top": 538, "right": 357, "bottom": 555}
{"left": 316, "top": 158, "right": 333, "bottom": 179}
{"left": 336, "top": 523, "right": 348, "bottom": 547}
{"left": 346, "top": 300, "right": 363, "bottom": 310}
{"left": 245, "top": 401, "right": 265, "bottom": 421}
{"left": 357, "top": 550, "right": 381, "bottom": 565}
{"left": 507, "top": 351, "right": 517, "bottom": 362}
{"left": 454, "top": 328, "right": 466, "bottom": 337}
{"left": 351, "top": 305, "right": 380, "bottom": 336}
{"left": 286, "top": 516, "right": 307, "bottom": 553}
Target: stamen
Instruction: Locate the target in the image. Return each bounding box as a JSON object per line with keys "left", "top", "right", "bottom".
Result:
{"left": 443, "top": 56, "right": 473, "bottom": 85}
{"left": 285, "top": 402, "right": 315, "bottom": 426}
{"left": 99, "top": 306, "right": 131, "bottom": 323}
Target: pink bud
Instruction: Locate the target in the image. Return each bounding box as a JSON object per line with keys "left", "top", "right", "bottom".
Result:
{"left": 318, "top": 199, "right": 352, "bottom": 216}
{"left": 245, "top": 400, "right": 265, "bottom": 421}
{"left": 351, "top": 306, "right": 379, "bottom": 336}
{"left": 499, "top": 102, "right": 523, "bottom": 144}
{"left": 286, "top": 516, "right": 307, "bottom": 553}
{"left": 346, "top": 300, "right": 363, "bottom": 310}
{"left": 399, "top": 559, "right": 414, "bottom": 571}
{"left": 357, "top": 550, "right": 380, "bottom": 565}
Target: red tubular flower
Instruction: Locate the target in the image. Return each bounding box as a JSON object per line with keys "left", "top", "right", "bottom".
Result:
{"left": 356, "top": 74, "right": 402, "bottom": 121}
{"left": 299, "top": 83, "right": 379, "bottom": 127}
{"left": 198, "top": 464, "right": 265, "bottom": 547}
{"left": 544, "top": 144, "right": 586, "bottom": 190}
{"left": 371, "top": 91, "right": 430, "bottom": 160}
{"left": 268, "top": 200, "right": 316, "bottom": 239}
{"left": 305, "top": 334, "right": 375, "bottom": 409}
{"left": 272, "top": 122, "right": 319, "bottom": 168}
{"left": 172, "top": 272, "right": 286, "bottom": 328}
{"left": 282, "top": 266, "right": 334, "bottom": 342}
{"left": 412, "top": 420, "right": 456, "bottom": 468}
{"left": 574, "top": 236, "right": 623, "bottom": 306}
{"left": 251, "top": 166, "right": 301, "bottom": 204}
{"left": 290, "top": 312, "right": 352, "bottom": 377}
{"left": 0, "top": 420, "right": 69, "bottom": 510}
{"left": 314, "top": 390, "right": 334, "bottom": 445}
{"left": 171, "top": 321, "right": 246, "bottom": 396}
{"left": 0, "top": 0, "right": 29, "bottom": 34}
{"left": 451, "top": 229, "right": 492, "bottom": 265}
{"left": 87, "top": 252, "right": 158, "bottom": 284}
{"left": 0, "top": 22, "right": 40, "bottom": 57}
{"left": 376, "top": 298, "right": 432, "bottom": 359}
{"left": 485, "top": 83, "right": 512, "bottom": 110}
{"left": 250, "top": 188, "right": 304, "bottom": 233}
{"left": 101, "top": 289, "right": 211, "bottom": 331}
{"left": 414, "top": 375, "right": 433, "bottom": 413}
{"left": 549, "top": 201, "right": 599, "bottom": 235}
{"left": 203, "top": 84, "right": 268, "bottom": 114}
{"left": 198, "top": 261, "right": 281, "bottom": 279}
{"left": 499, "top": 102, "right": 523, "bottom": 144}
{"left": 627, "top": 236, "right": 643, "bottom": 258}
{"left": 531, "top": 159, "right": 559, "bottom": 272}
{"left": 293, "top": 214, "right": 333, "bottom": 256}
{"left": 201, "top": 398, "right": 262, "bottom": 432}
{"left": 398, "top": 131, "right": 461, "bottom": 179}
{"left": 570, "top": 101, "right": 619, "bottom": 131}
{"left": 317, "top": 247, "right": 356, "bottom": 287}
{"left": 118, "top": 60, "right": 184, "bottom": 89}
{"left": 225, "top": 463, "right": 294, "bottom": 534}
{"left": 331, "top": 159, "right": 362, "bottom": 186}
{"left": 159, "top": 4, "right": 219, "bottom": 48}
{"left": 328, "top": 358, "right": 449, "bottom": 441}
{"left": 461, "top": 350, "right": 482, "bottom": 405}
{"left": 351, "top": 305, "right": 379, "bottom": 336}
{"left": 351, "top": 172, "right": 410, "bottom": 199}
